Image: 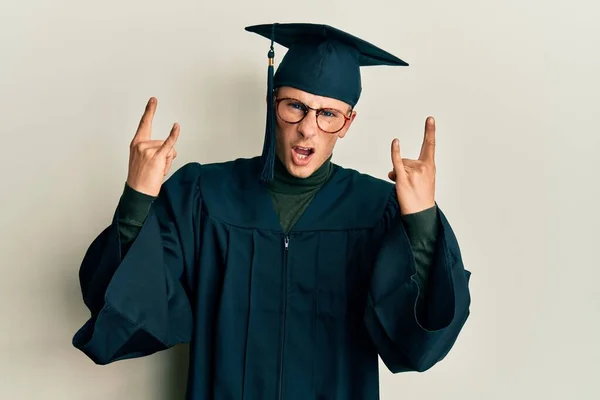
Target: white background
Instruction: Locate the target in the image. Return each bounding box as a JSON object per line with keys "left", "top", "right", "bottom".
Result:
{"left": 1, "top": 0, "right": 599, "bottom": 399}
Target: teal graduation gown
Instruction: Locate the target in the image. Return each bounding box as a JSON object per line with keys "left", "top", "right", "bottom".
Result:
{"left": 72, "top": 156, "right": 471, "bottom": 399}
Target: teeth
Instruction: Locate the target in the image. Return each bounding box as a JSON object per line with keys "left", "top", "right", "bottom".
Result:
{"left": 294, "top": 146, "right": 312, "bottom": 162}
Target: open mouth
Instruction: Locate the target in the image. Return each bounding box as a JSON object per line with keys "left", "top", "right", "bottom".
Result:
{"left": 292, "top": 146, "right": 315, "bottom": 166}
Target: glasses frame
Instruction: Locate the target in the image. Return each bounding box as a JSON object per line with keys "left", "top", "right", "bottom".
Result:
{"left": 274, "top": 97, "right": 352, "bottom": 134}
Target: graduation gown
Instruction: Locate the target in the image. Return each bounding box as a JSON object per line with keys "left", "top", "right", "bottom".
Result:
{"left": 73, "top": 156, "right": 471, "bottom": 399}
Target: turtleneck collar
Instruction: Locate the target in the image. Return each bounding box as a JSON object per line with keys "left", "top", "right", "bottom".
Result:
{"left": 267, "top": 155, "right": 333, "bottom": 195}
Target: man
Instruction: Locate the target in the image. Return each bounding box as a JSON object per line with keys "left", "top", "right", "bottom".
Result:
{"left": 73, "top": 23, "right": 471, "bottom": 399}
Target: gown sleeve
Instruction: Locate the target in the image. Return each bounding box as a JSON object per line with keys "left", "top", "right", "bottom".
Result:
{"left": 72, "top": 163, "right": 201, "bottom": 365}
{"left": 363, "top": 191, "right": 472, "bottom": 373}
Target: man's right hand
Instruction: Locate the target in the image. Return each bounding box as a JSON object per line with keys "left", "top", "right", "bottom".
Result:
{"left": 126, "top": 97, "right": 179, "bottom": 197}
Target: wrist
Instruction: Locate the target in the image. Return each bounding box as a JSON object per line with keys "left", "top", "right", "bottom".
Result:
{"left": 126, "top": 176, "right": 161, "bottom": 197}
{"left": 399, "top": 201, "right": 435, "bottom": 216}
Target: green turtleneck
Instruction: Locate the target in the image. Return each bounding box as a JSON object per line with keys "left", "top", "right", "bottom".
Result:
{"left": 115, "top": 158, "right": 439, "bottom": 301}
{"left": 267, "top": 156, "right": 333, "bottom": 233}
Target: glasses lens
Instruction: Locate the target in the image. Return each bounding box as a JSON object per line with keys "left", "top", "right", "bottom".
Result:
{"left": 317, "top": 109, "right": 346, "bottom": 133}
{"left": 277, "top": 99, "right": 306, "bottom": 123}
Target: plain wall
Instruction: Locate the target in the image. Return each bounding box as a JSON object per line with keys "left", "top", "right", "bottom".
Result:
{"left": 1, "top": 0, "right": 599, "bottom": 399}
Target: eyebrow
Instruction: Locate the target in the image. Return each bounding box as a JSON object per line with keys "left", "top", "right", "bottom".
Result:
{"left": 286, "top": 96, "right": 353, "bottom": 115}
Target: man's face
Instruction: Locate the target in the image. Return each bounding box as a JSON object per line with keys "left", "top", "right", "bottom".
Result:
{"left": 274, "top": 86, "right": 357, "bottom": 179}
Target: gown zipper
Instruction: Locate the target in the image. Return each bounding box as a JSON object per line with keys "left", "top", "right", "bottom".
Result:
{"left": 278, "top": 235, "right": 290, "bottom": 400}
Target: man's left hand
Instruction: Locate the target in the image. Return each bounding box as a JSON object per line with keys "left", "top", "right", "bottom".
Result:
{"left": 388, "top": 116, "right": 437, "bottom": 216}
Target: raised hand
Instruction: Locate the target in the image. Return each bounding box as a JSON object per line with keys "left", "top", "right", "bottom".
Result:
{"left": 388, "top": 116, "right": 437, "bottom": 215}
{"left": 126, "top": 97, "right": 179, "bottom": 196}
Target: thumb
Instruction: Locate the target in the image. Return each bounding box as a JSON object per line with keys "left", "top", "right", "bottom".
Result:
{"left": 391, "top": 138, "right": 405, "bottom": 180}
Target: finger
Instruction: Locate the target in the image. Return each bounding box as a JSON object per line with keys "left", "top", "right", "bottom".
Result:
{"left": 401, "top": 158, "right": 420, "bottom": 168}
{"left": 158, "top": 123, "right": 180, "bottom": 157}
{"left": 164, "top": 157, "right": 173, "bottom": 176}
{"left": 133, "top": 140, "right": 165, "bottom": 150}
{"left": 133, "top": 97, "right": 157, "bottom": 143}
{"left": 390, "top": 162, "right": 418, "bottom": 182}
{"left": 391, "top": 138, "right": 406, "bottom": 180}
{"left": 167, "top": 148, "right": 177, "bottom": 159}
{"left": 164, "top": 149, "right": 177, "bottom": 175}
{"left": 418, "top": 116, "right": 436, "bottom": 164}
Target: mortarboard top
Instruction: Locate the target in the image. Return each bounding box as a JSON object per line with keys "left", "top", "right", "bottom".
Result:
{"left": 245, "top": 23, "right": 408, "bottom": 181}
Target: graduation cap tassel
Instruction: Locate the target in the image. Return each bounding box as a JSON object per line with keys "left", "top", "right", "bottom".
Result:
{"left": 259, "top": 24, "right": 277, "bottom": 182}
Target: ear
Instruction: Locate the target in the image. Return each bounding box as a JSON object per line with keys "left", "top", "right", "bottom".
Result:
{"left": 337, "top": 110, "right": 357, "bottom": 139}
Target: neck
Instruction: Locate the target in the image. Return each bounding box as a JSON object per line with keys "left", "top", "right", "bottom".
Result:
{"left": 268, "top": 155, "right": 333, "bottom": 195}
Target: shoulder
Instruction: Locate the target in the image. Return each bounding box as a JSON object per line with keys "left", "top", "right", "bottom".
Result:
{"left": 333, "top": 164, "right": 395, "bottom": 198}
{"left": 164, "top": 157, "right": 257, "bottom": 190}
{"left": 199, "top": 157, "right": 260, "bottom": 202}
{"left": 324, "top": 164, "right": 399, "bottom": 228}
{"left": 196, "top": 157, "right": 259, "bottom": 188}
{"left": 178, "top": 157, "right": 270, "bottom": 227}
{"left": 159, "top": 162, "right": 202, "bottom": 198}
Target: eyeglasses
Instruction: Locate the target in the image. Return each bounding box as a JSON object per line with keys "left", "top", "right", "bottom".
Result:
{"left": 275, "top": 97, "right": 352, "bottom": 134}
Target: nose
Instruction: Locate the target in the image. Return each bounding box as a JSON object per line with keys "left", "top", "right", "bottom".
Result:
{"left": 298, "top": 110, "right": 319, "bottom": 139}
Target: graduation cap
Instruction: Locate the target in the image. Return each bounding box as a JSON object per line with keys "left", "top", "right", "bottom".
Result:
{"left": 245, "top": 23, "right": 408, "bottom": 182}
